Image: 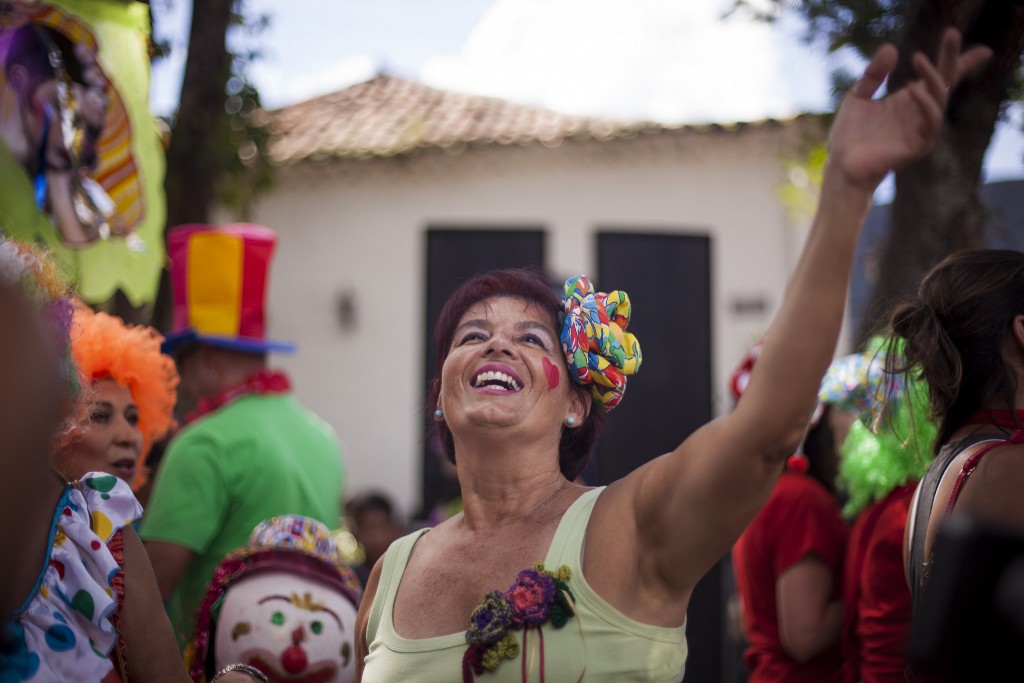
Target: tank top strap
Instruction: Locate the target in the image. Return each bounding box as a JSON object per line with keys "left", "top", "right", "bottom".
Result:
{"left": 907, "top": 433, "right": 1003, "bottom": 614}
{"left": 944, "top": 435, "right": 1022, "bottom": 515}
{"left": 366, "top": 528, "right": 429, "bottom": 646}
{"left": 544, "top": 487, "right": 605, "bottom": 569}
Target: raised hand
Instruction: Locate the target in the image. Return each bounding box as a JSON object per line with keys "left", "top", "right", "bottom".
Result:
{"left": 827, "top": 27, "right": 992, "bottom": 189}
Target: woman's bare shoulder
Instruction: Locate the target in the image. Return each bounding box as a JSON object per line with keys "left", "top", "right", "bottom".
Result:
{"left": 957, "top": 441, "right": 1024, "bottom": 519}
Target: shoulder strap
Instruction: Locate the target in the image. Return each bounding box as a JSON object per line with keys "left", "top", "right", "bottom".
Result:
{"left": 908, "top": 433, "right": 1005, "bottom": 614}
{"left": 544, "top": 487, "right": 604, "bottom": 569}
{"left": 365, "top": 528, "right": 428, "bottom": 647}
{"left": 944, "top": 436, "right": 1022, "bottom": 515}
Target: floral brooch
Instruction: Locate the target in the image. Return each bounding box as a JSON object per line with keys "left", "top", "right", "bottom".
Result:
{"left": 461, "top": 563, "right": 576, "bottom": 682}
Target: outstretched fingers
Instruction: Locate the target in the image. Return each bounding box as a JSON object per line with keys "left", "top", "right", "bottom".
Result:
{"left": 913, "top": 50, "right": 949, "bottom": 107}
{"left": 935, "top": 27, "right": 961, "bottom": 87}
{"left": 905, "top": 80, "right": 944, "bottom": 140}
{"left": 932, "top": 27, "right": 992, "bottom": 91}
{"left": 850, "top": 28, "right": 989, "bottom": 104}
{"left": 907, "top": 27, "right": 991, "bottom": 136}
{"left": 852, "top": 43, "right": 898, "bottom": 99}
{"left": 955, "top": 43, "right": 994, "bottom": 83}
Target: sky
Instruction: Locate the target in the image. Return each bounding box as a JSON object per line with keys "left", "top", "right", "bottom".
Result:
{"left": 150, "top": 0, "right": 1024, "bottom": 194}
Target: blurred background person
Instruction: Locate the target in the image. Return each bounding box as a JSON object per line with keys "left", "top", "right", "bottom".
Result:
{"left": 53, "top": 301, "right": 178, "bottom": 493}
{"left": 819, "top": 336, "right": 936, "bottom": 683}
{"left": 141, "top": 224, "right": 346, "bottom": 648}
{"left": 891, "top": 249, "right": 1024, "bottom": 681}
{"left": 346, "top": 491, "right": 407, "bottom": 585}
{"left": 730, "top": 341, "right": 850, "bottom": 683}
{"left": 0, "top": 234, "right": 265, "bottom": 683}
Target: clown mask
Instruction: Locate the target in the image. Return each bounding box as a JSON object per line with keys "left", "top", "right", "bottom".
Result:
{"left": 213, "top": 572, "right": 359, "bottom": 683}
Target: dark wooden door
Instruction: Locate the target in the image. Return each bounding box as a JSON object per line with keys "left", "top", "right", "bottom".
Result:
{"left": 421, "top": 228, "right": 545, "bottom": 518}
{"left": 596, "top": 231, "right": 719, "bottom": 683}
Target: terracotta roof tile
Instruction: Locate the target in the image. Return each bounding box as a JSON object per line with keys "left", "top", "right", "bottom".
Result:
{"left": 268, "top": 74, "right": 818, "bottom": 165}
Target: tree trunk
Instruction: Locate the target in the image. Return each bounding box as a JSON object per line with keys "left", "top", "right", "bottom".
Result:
{"left": 858, "top": 0, "right": 1024, "bottom": 342}
{"left": 115, "top": 0, "right": 235, "bottom": 331}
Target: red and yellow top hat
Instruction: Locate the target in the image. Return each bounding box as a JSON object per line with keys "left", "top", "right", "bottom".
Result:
{"left": 162, "top": 223, "right": 295, "bottom": 355}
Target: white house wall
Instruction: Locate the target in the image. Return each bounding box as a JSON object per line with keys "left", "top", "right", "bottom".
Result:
{"left": 248, "top": 126, "right": 823, "bottom": 518}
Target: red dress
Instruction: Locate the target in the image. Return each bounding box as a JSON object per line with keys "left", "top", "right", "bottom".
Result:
{"left": 732, "top": 470, "right": 848, "bottom": 683}
{"left": 842, "top": 482, "right": 916, "bottom": 683}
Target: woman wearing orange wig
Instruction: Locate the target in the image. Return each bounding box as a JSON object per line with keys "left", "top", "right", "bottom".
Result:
{"left": 55, "top": 302, "right": 179, "bottom": 491}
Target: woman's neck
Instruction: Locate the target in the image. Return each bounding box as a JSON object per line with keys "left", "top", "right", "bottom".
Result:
{"left": 454, "top": 443, "right": 570, "bottom": 531}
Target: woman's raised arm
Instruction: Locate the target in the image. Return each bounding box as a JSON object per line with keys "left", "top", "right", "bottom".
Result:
{"left": 611, "top": 28, "right": 992, "bottom": 602}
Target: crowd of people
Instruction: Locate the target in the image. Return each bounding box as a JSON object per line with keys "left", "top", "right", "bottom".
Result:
{"left": 2, "top": 21, "right": 1020, "bottom": 683}
{"left": 729, "top": 334, "right": 941, "bottom": 683}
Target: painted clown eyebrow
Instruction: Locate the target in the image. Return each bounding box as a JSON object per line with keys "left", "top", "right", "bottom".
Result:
{"left": 257, "top": 594, "right": 343, "bottom": 628}
{"left": 258, "top": 594, "right": 291, "bottom": 605}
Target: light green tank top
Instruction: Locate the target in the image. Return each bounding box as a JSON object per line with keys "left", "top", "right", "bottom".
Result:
{"left": 363, "top": 487, "right": 687, "bottom": 682}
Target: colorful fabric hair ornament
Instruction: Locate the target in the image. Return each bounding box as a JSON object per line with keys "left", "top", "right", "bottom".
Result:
{"left": 68, "top": 302, "right": 179, "bottom": 490}
{"left": 820, "top": 336, "right": 936, "bottom": 517}
{"left": 559, "top": 275, "right": 641, "bottom": 411}
{"left": 462, "top": 563, "right": 576, "bottom": 683}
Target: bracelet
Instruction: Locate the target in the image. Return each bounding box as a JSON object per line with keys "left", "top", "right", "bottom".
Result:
{"left": 210, "top": 663, "right": 269, "bottom": 682}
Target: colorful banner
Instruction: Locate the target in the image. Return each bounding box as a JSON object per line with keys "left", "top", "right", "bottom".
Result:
{"left": 0, "top": 0, "right": 165, "bottom": 305}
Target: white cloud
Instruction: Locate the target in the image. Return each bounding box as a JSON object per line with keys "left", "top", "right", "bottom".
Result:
{"left": 420, "top": 0, "right": 804, "bottom": 124}
{"left": 147, "top": 0, "right": 1021, "bottom": 179}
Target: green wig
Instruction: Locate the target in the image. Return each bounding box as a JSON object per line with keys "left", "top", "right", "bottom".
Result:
{"left": 821, "top": 336, "right": 937, "bottom": 518}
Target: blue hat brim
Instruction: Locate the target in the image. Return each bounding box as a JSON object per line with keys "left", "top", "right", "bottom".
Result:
{"left": 161, "top": 329, "right": 296, "bottom": 356}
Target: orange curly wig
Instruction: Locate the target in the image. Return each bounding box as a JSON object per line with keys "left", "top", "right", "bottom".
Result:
{"left": 70, "top": 302, "right": 179, "bottom": 490}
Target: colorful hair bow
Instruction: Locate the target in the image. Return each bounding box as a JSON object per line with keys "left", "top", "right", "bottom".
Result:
{"left": 559, "top": 275, "right": 641, "bottom": 411}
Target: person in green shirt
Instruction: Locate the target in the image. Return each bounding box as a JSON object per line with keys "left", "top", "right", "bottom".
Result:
{"left": 140, "top": 224, "right": 345, "bottom": 647}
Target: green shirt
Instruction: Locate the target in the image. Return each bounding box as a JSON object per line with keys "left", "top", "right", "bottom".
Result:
{"left": 140, "top": 393, "right": 345, "bottom": 646}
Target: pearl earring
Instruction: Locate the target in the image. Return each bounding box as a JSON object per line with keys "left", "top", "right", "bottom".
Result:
{"left": 434, "top": 409, "right": 444, "bottom": 419}
{"left": 566, "top": 416, "right": 576, "bottom": 426}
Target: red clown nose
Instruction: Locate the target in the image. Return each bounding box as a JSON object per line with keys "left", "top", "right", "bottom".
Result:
{"left": 281, "top": 645, "right": 308, "bottom": 674}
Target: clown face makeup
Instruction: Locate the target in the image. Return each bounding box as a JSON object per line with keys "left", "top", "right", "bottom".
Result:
{"left": 213, "top": 572, "right": 359, "bottom": 683}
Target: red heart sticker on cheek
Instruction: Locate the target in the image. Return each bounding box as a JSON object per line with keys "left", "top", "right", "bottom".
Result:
{"left": 542, "top": 357, "right": 560, "bottom": 391}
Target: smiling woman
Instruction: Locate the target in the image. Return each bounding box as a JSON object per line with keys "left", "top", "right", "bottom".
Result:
{"left": 429, "top": 271, "right": 608, "bottom": 482}
{"left": 53, "top": 302, "right": 179, "bottom": 490}
{"left": 352, "top": 28, "right": 992, "bottom": 683}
